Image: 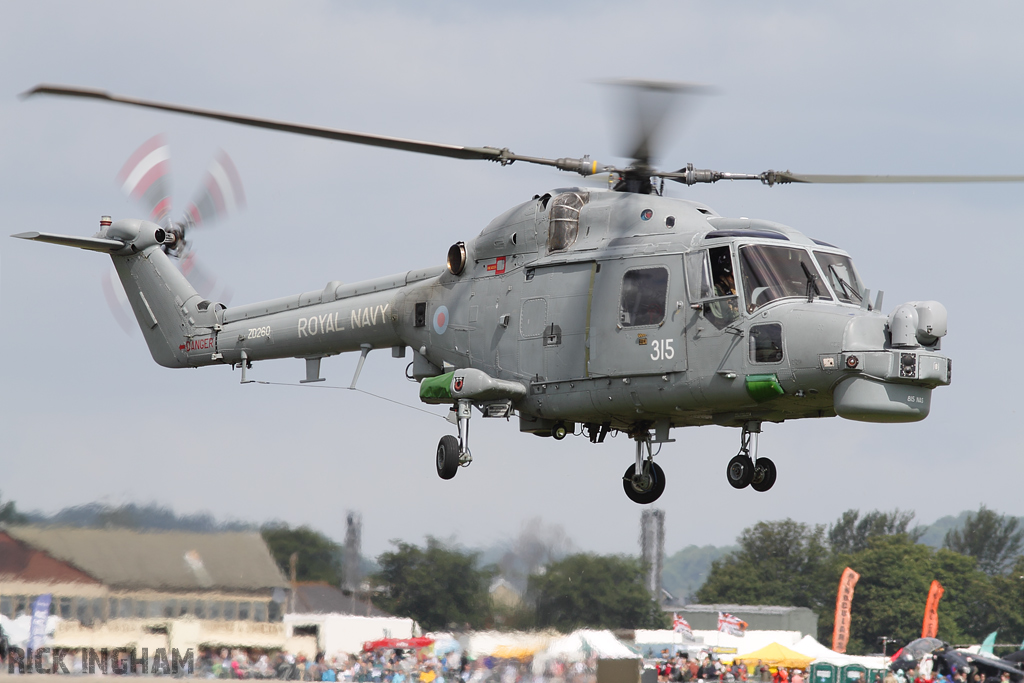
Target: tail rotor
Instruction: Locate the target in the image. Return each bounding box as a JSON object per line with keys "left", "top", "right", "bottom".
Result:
{"left": 104, "top": 135, "right": 244, "bottom": 334}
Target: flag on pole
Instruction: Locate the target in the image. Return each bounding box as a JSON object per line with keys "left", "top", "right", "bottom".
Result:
{"left": 921, "top": 580, "right": 944, "bottom": 638}
{"left": 718, "top": 612, "right": 747, "bottom": 637}
{"left": 832, "top": 566, "right": 861, "bottom": 654}
{"left": 673, "top": 613, "right": 693, "bottom": 637}
{"left": 27, "top": 594, "right": 52, "bottom": 653}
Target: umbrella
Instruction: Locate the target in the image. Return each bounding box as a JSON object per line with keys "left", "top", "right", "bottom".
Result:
{"left": 362, "top": 637, "right": 435, "bottom": 652}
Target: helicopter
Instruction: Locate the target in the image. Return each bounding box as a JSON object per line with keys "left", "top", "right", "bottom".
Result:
{"left": 13, "top": 82, "right": 1024, "bottom": 504}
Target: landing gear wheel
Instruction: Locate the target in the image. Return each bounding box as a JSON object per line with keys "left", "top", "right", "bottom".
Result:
{"left": 436, "top": 435, "right": 460, "bottom": 480}
{"left": 622, "top": 462, "right": 666, "bottom": 504}
{"left": 552, "top": 422, "right": 568, "bottom": 440}
{"left": 727, "top": 454, "right": 754, "bottom": 489}
{"left": 750, "top": 457, "right": 777, "bottom": 492}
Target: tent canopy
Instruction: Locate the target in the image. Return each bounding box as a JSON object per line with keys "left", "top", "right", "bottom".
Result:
{"left": 363, "top": 637, "right": 435, "bottom": 652}
{"left": 735, "top": 642, "right": 814, "bottom": 669}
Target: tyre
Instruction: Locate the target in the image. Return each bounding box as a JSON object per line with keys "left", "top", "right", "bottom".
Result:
{"left": 552, "top": 422, "right": 568, "bottom": 440}
{"left": 726, "top": 454, "right": 754, "bottom": 489}
{"left": 622, "top": 461, "right": 666, "bottom": 504}
{"left": 436, "top": 435, "right": 460, "bottom": 480}
{"left": 750, "top": 457, "right": 777, "bottom": 492}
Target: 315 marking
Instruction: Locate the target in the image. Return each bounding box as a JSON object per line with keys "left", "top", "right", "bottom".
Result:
{"left": 650, "top": 338, "right": 675, "bottom": 361}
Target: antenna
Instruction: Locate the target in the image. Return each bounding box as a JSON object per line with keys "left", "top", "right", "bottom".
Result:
{"left": 343, "top": 511, "right": 362, "bottom": 594}
{"left": 640, "top": 508, "right": 665, "bottom": 602}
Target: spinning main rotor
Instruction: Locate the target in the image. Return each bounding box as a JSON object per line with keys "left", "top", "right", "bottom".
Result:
{"left": 24, "top": 81, "right": 1024, "bottom": 194}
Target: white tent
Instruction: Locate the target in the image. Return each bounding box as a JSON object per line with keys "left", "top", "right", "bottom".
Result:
{"left": 692, "top": 630, "right": 804, "bottom": 656}
{"left": 543, "top": 630, "right": 640, "bottom": 661}
{"left": 790, "top": 635, "right": 887, "bottom": 669}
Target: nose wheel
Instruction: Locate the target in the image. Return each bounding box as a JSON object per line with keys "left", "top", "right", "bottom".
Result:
{"left": 622, "top": 433, "right": 666, "bottom": 504}
{"left": 726, "top": 422, "right": 776, "bottom": 492}
{"left": 435, "top": 399, "right": 474, "bottom": 480}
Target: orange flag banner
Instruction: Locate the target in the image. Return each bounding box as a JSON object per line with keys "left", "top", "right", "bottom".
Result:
{"left": 922, "top": 580, "right": 945, "bottom": 638}
{"left": 832, "top": 567, "right": 860, "bottom": 653}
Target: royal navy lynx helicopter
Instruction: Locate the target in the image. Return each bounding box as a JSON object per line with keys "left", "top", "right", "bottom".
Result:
{"left": 15, "top": 82, "right": 1024, "bottom": 504}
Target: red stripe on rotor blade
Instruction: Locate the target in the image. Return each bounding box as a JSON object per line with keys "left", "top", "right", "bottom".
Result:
{"left": 150, "top": 197, "right": 172, "bottom": 222}
{"left": 187, "top": 203, "right": 202, "bottom": 226}
{"left": 132, "top": 159, "right": 170, "bottom": 198}
{"left": 117, "top": 134, "right": 167, "bottom": 183}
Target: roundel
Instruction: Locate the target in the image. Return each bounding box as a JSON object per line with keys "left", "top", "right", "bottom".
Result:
{"left": 453, "top": 376, "right": 464, "bottom": 392}
{"left": 640, "top": 208, "right": 654, "bottom": 221}
{"left": 433, "top": 305, "right": 450, "bottom": 334}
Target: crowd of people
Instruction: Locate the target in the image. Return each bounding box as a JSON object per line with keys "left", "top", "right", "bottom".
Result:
{"left": 653, "top": 653, "right": 805, "bottom": 683}
{"left": 192, "top": 647, "right": 594, "bottom": 683}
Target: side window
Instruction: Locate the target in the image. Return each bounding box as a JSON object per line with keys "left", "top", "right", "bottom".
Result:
{"left": 547, "top": 192, "right": 588, "bottom": 253}
{"left": 749, "top": 323, "right": 784, "bottom": 363}
{"left": 685, "top": 246, "right": 739, "bottom": 329}
{"left": 619, "top": 267, "right": 668, "bottom": 327}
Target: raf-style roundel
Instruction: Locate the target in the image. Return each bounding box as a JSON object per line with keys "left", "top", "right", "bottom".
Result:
{"left": 453, "top": 376, "right": 464, "bottom": 392}
{"left": 433, "top": 305, "right": 450, "bottom": 334}
{"left": 640, "top": 208, "right": 654, "bottom": 221}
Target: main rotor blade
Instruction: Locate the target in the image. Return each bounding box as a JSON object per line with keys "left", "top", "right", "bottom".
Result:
{"left": 24, "top": 84, "right": 511, "bottom": 162}
{"left": 605, "top": 79, "right": 714, "bottom": 166}
{"left": 663, "top": 166, "right": 1024, "bottom": 187}
{"left": 766, "top": 171, "right": 1024, "bottom": 185}
{"left": 24, "top": 85, "right": 626, "bottom": 179}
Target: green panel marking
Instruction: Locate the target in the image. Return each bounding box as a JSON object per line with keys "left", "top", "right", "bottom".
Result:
{"left": 745, "top": 373, "right": 784, "bottom": 402}
{"left": 419, "top": 371, "right": 455, "bottom": 404}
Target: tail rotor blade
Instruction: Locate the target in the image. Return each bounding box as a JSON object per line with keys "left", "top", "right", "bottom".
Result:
{"left": 178, "top": 250, "right": 232, "bottom": 303}
{"left": 117, "top": 134, "right": 172, "bottom": 223}
{"left": 184, "top": 150, "right": 246, "bottom": 227}
{"left": 101, "top": 268, "right": 136, "bottom": 336}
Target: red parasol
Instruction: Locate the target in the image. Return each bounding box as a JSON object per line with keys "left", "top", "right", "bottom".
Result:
{"left": 362, "top": 637, "right": 435, "bottom": 652}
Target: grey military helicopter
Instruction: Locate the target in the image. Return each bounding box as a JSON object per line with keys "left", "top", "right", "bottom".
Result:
{"left": 14, "top": 82, "right": 1024, "bottom": 504}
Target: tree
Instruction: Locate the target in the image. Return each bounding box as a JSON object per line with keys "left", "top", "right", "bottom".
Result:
{"left": 261, "top": 523, "right": 344, "bottom": 585}
{"left": 943, "top": 505, "right": 1024, "bottom": 575}
{"left": 374, "top": 537, "right": 493, "bottom": 631}
{"left": 530, "top": 553, "right": 669, "bottom": 632}
{"left": 829, "top": 509, "right": 922, "bottom": 555}
{"left": 0, "top": 493, "right": 27, "bottom": 525}
{"left": 696, "top": 520, "right": 836, "bottom": 614}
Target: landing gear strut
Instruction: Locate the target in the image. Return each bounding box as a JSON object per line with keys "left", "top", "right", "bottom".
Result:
{"left": 436, "top": 399, "right": 474, "bottom": 480}
{"left": 726, "top": 422, "right": 777, "bottom": 492}
{"left": 623, "top": 432, "right": 666, "bottom": 504}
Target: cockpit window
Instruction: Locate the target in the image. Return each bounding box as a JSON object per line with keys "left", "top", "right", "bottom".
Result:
{"left": 739, "top": 244, "right": 830, "bottom": 312}
{"left": 547, "top": 192, "right": 588, "bottom": 253}
{"left": 619, "top": 267, "right": 668, "bottom": 327}
{"left": 685, "top": 246, "right": 739, "bottom": 329}
{"left": 814, "top": 251, "right": 863, "bottom": 304}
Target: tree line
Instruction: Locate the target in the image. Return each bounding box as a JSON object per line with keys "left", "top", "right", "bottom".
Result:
{"left": 696, "top": 506, "right": 1024, "bottom": 654}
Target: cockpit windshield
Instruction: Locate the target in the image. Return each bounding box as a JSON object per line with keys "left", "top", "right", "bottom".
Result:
{"left": 814, "top": 251, "right": 864, "bottom": 304}
{"left": 739, "top": 244, "right": 830, "bottom": 312}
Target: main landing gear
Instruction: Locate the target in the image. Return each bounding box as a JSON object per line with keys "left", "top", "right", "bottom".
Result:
{"left": 623, "top": 432, "right": 666, "bottom": 505}
{"left": 436, "top": 399, "right": 473, "bottom": 480}
{"left": 726, "top": 422, "right": 777, "bottom": 492}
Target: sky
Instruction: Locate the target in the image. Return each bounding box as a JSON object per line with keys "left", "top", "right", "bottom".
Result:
{"left": 1, "top": 2, "right": 1022, "bottom": 560}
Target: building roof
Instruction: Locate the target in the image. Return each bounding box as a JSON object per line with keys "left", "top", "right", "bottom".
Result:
{"left": 5, "top": 526, "right": 288, "bottom": 592}
{"left": 292, "top": 582, "right": 392, "bottom": 617}
{"left": 0, "top": 531, "right": 100, "bottom": 584}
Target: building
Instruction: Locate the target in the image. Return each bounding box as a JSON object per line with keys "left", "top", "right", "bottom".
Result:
{"left": 0, "top": 525, "right": 303, "bottom": 654}
{"left": 667, "top": 604, "right": 818, "bottom": 638}
{"left": 287, "top": 582, "right": 414, "bottom": 654}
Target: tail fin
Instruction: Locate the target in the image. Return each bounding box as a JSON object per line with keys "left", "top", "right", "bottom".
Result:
{"left": 15, "top": 219, "right": 205, "bottom": 368}
{"left": 112, "top": 245, "right": 200, "bottom": 368}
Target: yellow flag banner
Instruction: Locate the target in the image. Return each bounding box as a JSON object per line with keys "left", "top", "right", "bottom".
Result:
{"left": 832, "top": 566, "right": 860, "bottom": 653}
{"left": 922, "top": 580, "right": 945, "bottom": 638}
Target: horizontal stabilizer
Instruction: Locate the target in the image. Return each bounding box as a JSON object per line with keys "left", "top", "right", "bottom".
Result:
{"left": 12, "top": 231, "right": 124, "bottom": 253}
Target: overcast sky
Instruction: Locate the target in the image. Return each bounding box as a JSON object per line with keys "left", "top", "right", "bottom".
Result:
{"left": 1, "top": 2, "right": 1022, "bottom": 559}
